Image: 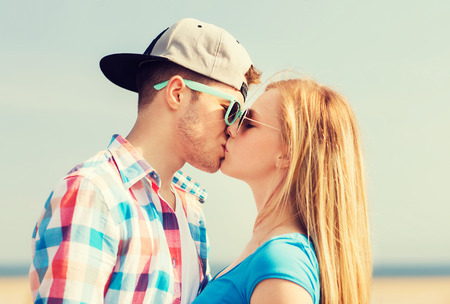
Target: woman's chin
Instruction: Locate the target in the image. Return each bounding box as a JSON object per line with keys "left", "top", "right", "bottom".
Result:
{"left": 219, "top": 160, "right": 233, "bottom": 176}
{"left": 219, "top": 163, "right": 230, "bottom": 175}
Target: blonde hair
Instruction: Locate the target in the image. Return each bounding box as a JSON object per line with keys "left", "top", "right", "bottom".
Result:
{"left": 256, "top": 78, "right": 371, "bottom": 304}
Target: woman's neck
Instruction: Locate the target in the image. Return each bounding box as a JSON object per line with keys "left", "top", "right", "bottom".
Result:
{"left": 214, "top": 194, "right": 304, "bottom": 280}
{"left": 247, "top": 174, "right": 282, "bottom": 214}
{"left": 246, "top": 175, "right": 305, "bottom": 245}
{"left": 251, "top": 215, "right": 304, "bottom": 246}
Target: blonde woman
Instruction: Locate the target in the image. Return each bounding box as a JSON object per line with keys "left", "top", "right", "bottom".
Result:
{"left": 192, "top": 78, "right": 371, "bottom": 304}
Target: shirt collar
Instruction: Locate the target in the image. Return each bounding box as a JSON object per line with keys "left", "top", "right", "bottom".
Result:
{"left": 173, "top": 170, "right": 207, "bottom": 204}
{"left": 107, "top": 134, "right": 207, "bottom": 203}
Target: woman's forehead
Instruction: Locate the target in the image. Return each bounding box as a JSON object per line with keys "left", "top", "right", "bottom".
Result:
{"left": 252, "top": 88, "right": 279, "bottom": 113}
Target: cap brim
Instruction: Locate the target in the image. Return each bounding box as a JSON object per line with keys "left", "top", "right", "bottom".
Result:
{"left": 100, "top": 53, "right": 168, "bottom": 92}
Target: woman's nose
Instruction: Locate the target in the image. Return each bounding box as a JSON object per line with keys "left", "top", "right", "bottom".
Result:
{"left": 226, "top": 122, "right": 238, "bottom": 138}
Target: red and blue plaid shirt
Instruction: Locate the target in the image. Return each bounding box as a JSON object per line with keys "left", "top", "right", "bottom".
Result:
{"left": 30, "top": 134, "right": 210, "bottom": 303}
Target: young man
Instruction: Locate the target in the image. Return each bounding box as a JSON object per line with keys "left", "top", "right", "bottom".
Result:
{"left": 29, "top": 18, "right": 261, "bottom": 304}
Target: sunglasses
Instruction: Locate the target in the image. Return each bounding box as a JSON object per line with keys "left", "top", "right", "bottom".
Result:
{"left": 154, "top": 79, "right": 243, "bottom": 126}
{"left": 236, "top": 108, "right": 281, "bottom": 134}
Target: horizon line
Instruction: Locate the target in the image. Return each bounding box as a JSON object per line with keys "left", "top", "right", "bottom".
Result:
{"left": 2, "top": 263, "right": 450, "bottom": 278}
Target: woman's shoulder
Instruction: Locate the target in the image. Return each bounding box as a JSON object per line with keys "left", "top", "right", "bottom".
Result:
{"left": 243, "top": 233, "right": 320, "bottom": 303}
{"left": 251, "top": 233, "right": 318, "bottom": 268}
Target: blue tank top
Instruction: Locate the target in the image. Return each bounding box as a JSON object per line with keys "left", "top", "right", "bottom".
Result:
{"left": 192, "top": 233, "right": 320, "bottom": 304}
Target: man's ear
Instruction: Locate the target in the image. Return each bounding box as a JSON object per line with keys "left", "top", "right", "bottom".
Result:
{"left": 276, "top": 153, "right": 291, "bottom": 169}
{"left": 164, "top": 76, "right": 185, "bottom": 110}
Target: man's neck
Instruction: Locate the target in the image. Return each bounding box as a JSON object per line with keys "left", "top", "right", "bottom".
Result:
{"left": 158, "top": 185, "right": 176, "bottom": 210}
{"left": 126, "top": 110, "right": 184, "bottom": 210}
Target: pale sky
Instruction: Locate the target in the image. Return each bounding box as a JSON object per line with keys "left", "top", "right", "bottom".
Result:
{"left": 1, "top": 0, "right": 449, "bottom": 270}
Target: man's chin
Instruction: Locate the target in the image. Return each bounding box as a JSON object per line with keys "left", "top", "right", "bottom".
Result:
{"left": 203, "top": 167, "right": 220, "bottom": 174}
{"left": 190, "top": 160, "right": 221, "bottom": 174}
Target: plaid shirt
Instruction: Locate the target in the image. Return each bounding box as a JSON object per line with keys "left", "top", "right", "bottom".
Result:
{"left": 29, "top": 134, "right": 210, "bottom": 303}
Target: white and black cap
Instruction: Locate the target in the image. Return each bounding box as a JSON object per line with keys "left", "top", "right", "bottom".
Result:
{"left": 100, "top": 18, "right": 253, "bottom": 100}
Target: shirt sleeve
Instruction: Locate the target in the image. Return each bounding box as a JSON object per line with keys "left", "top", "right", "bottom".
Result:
{"left": 243, "top": 239, "right": 319, "bottom": 303}
{"left": 29, "top": 175, "right": 120, "bottom": 303}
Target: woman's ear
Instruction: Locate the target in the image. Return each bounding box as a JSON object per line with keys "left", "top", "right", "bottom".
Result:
{"left": 164, "top": 76, "right": 185, "bottom": 110}
{"left": 276, "top": 153, "right": 291, "bottom": 169}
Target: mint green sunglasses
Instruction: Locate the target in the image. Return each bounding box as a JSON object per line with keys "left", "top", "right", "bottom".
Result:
{"left": 154, "top": 79, "right": 242, "bottom": 126}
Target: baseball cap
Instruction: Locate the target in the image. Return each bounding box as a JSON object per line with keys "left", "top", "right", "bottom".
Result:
{"left": 100, "top": 18, "right": 253, "bottom": 99}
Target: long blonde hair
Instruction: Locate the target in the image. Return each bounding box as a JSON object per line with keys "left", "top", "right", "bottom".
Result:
{"left": 256, "top": 78, "right": 371, "bottom": 304}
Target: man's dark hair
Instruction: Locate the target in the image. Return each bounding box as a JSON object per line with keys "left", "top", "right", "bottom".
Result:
{"left": 136, "top": 61, "right": 215, "bottom": 110}
{"left": 136, "top": 61, "right": 262, "bottom": 111}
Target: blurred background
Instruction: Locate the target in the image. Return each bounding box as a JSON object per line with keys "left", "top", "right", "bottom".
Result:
{"left": 1, "top": 0, "right": 449, "bottom": 303}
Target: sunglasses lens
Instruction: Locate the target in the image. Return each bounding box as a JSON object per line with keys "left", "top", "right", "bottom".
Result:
{"left": 225, "top": 101, "right": 240, "bottom": 125}
{"left": 236, "top": 109, "right": 248, "bottom": 133}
